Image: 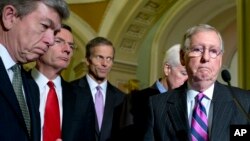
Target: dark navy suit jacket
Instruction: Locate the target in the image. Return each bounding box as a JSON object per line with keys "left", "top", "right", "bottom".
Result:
{"left": 70, "top": 75, "right": 125, "bottom": 141}
{"left": 0, "top": 58, "right": 40, "bottom": 141}
{"left": 61, "top": 77, "right": 96, "bottom": 141}
{"left": 145, "top": 81, "right": 250, "bottom": 141}
{"left": 117, "top": 81, "right": 162, "bottom": 141}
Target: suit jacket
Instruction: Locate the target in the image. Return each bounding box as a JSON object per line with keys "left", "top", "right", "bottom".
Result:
{"left": 144, "top": 81, "right": 250, "bottom": 141}
{"left": 0, "top": 58, "right": 40, "bottom": 141}
{"left": 121, "top": 81, "right": 161, "bottom": 141}
{"left": 70, "top": 75, "right": 125, "bottom": 141}
{"left": 63, "top": 77, "right": 96, "bottom": 141}
{"left": 31, "top": 68, "right": 91, "bottom": 141}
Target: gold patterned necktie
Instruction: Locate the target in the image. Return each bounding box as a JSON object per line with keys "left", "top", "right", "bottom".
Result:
{"left": 11, "top": 64, "right": 31, "bottom": 136}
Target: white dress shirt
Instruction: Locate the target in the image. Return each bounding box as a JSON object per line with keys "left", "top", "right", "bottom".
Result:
{"left": 187, "top": 83, "right": 214, "bottom": 134}
{"left": 86, "top": 74, "right": 107, "bottom": 105}
{"left": 0, "top": 44, "right": 27, "bottom": 99}
{"left": 31, "top": 68, "right": 63, "bottom": 141}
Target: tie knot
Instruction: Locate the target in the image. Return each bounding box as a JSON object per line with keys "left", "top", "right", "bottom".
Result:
{"left": 96, "top": 86, "right": 101, "bottom": 91}
{"left": 196, "top": 93, "right": 206, "bottom": 102}
{"left": 11, "top": 64, "right": 20, "bottom": 72}
{"left": 47, "top": 81, "right": 54, "bottom": 88}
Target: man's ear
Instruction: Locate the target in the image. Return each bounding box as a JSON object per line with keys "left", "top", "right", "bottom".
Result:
{"left": 163, "top": 63, "right": 170, "bottom": 77}
{"left": 85, "top": 58, "right": 90, "bottom": 66}
{"left": 2, "top": 5, "right": 18, "bottom": 30}
{"left": 180, "top": 49, "right": 185, "bottom": 66}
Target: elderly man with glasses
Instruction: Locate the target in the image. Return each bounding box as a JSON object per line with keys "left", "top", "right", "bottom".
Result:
{"left": 144, "top": 24, "right": 250, "bottom": 141}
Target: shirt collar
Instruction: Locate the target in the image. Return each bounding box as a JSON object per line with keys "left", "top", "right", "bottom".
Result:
{"left": 86, "top": 74, "right": 107, "bottom": 91}
{"left": 187, "top": 83, "right": 214, "bottom": 102}
{"left": 156, "top": 79, "right": 167, "bottom": 93}
{"left": 0, "top": 44, "right": 16, "bottom": 70}
{"left": 32, "top": 68, "right": 61, "bottom": 89}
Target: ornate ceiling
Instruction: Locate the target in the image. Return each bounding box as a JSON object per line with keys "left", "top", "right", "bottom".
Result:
{"left": 63, "top": 0, "right": 237, "bottom": 88}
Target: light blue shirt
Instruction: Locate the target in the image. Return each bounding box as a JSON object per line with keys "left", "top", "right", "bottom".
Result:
{"left": 156, "top": 79, "right": 167, "bottom": 93}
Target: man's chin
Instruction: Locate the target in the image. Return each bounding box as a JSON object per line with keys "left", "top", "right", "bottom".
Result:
{"left": 192, "top": 75, "right": 213, "bottom": 82}
{"left": 26, "top": 55, "right": 40, "bottom": 62}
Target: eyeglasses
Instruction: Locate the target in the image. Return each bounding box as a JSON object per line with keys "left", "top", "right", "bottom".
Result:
{"left": 92, "top": 55, "right": 113, "bottom": 63}
{"left": 54, "top": 37, "right": 76, "bottom": 49}
{"left": 186, "top": 46, "right": 223, "bottom": 58}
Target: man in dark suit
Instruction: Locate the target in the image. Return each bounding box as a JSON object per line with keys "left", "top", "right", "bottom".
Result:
{"left": 71, "top": 37, "right": 125, "bottom": 141}
{"left": 32, "top": 24, "right": 94, "bottom": 141}
{"left": 132, "top": 44, "right": 187, "bottom": 140}
{"left": 119, "top": 44, "right": 188, "bottom": 141}
{"left": 144, "top": 24, "right": 250, "bottom": 141}
{"left": 0, "top": 1, "right": 69, "bottom": 141}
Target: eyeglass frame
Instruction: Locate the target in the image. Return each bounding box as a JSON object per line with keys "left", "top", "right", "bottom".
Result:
{"left": 185, "top": 45, "right": 223, "bottom": 59}
{"left": 54, "top": 37, "right": 76, "bottom": 49}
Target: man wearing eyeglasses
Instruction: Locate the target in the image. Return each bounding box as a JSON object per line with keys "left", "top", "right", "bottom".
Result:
{"left": 31, "top": 24, "right": 95, "bottom": 141}
{"left": 144, "top": 24, "right": 250, "bottom": 141}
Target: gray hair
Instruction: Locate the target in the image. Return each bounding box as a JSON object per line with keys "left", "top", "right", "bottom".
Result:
{"left": 163, "top": 44, "right": 182, "bottom": 67}
{"left": 181, "top": 24, "right": 224, "bottom": 53}
{"left": 0, "top": 0, "right": 69, "bottom": 20}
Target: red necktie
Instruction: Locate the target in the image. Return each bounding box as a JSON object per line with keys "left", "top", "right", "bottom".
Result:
{"left": 43, "top": 81, "right": 61, "bottom": 141}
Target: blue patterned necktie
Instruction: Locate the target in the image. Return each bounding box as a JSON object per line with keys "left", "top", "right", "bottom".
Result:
{"left": 11, "top": 64, "right": 31, "bottom": 136}
{"left": 191, "top": 93, "right": 208, "bottom": 141}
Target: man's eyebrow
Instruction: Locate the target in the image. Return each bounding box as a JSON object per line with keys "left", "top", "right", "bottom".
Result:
{"left": 55, "top": 37, "right": 64, "bottom": 40}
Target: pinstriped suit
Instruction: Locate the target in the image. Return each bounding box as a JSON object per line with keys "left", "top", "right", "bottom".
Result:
{"left": 144, "top": 81, "right": 250, "bottom": 141}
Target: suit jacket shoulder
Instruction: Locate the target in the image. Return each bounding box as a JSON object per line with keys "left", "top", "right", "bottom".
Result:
{"left": 65, "top": 76, "right": 95, "bottom": 141}
{"left": 145, "top": 83, "right": 190, "bottom": 141}
{"left": 0, "top": 59, "right": 40, "bottom": 141}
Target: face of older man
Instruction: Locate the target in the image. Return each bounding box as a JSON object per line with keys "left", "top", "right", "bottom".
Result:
{"left": 3, "top": 3, "right": 61, "bottom": 63}
{"left": 181, "top": 30, "right": 223, "bottom": 91}
{"left": 164, "top": 64, "right": 188, "bottom": 90}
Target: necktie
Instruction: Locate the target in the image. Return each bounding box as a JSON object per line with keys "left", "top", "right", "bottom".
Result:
{"left": 11, "top": 64, "right": 31, "bottom": 136}
{"left": 95, "top": 86, "right": 104, "bottom": 130}
{"left": 43, "top": 81, "right": 61, "bottom": 141}
{"left": 191, "top": 93, "right": 209, "bottom": 141}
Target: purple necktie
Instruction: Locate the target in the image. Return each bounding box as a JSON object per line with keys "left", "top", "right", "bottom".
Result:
{"left": 95, "top": 86, "right": 104, "bottom": 130}
{"left": 191, "top": 93, "right": 209, "bottom": 141}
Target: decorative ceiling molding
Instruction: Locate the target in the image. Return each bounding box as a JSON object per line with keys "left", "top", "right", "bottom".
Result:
{"left": 118, "top": 0, "right": 177, "bottom": 55}
{"left": 112, "top": 61, "right": 137, "bottom": 74}
{"left": 99, "top": 0, "right": 177, "bottom": 65}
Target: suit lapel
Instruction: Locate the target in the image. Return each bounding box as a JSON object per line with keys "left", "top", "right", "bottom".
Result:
{"left": 76, "top": 77, "right": 100, "bottom": 137}
{"left": 99, "top": 83, "right": 116, "bottom": 137}
{"left": 21, "top": 67, "right": 40, "bottom": 140}
{"left": 166, "top": 86, "right": 190, "bottom": 141}
{"left": 62, "top": 78, "right": 76, "bottom": 138}
{"left": 210, "top": 82, "right": 233, "bottom": 140}
{"left": 0, "top": 58, "right": 27, "bottom": 131}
